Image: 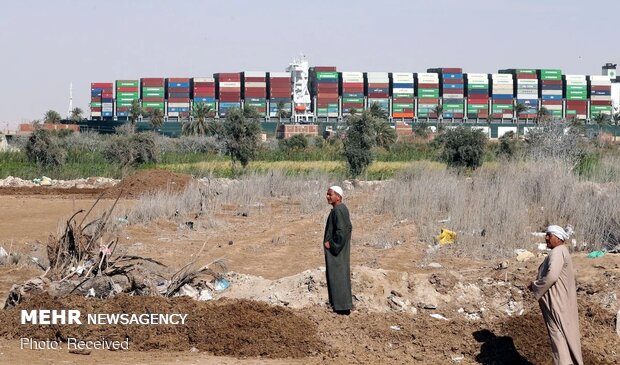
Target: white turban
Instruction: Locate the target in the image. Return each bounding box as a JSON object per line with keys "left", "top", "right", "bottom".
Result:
{"left": 546, "top": 225, "right": 569, "bottom": 241}
{"left": 329, "top": 185, "right": 344, "bottom": 198}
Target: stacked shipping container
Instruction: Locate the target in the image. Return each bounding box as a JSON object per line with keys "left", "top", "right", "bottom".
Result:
{"left": 167, "top": 78, "right": 190, "bottom": 118}
{"left": 192, "top": 77, "right": 216, "bottom": 113}
{"left": 115, "top": 80, "right": 139, "bottom": 118}
{"left": 341, "top": 72, "right": 364, "bottom": 116}
{"left": 466, "top": 73, "right": 489, "bottom": 119}
{"left": 243, "top": 72, "right": 267, "bottom": 117}
{"left": 141, "top": 78, "right": 165, "bottom": 114}
{"left": 564, "top": 75, "right": 587, "bottom": 119}
{"left": 391, "top": 73, "right": 415, "bottom": 119}
{"left": 268, "top": 72, "right": 292, "bottom": 118}
{"left": 215, "top": 73, "right": 242, "bottom": 117}
{"left": 538, "top": 69, "right": 563, "bottom": 118}
{"left": 311, "top": 67, "right": 339, "bottom": 117}
{"left": 416, "top": 73, "right": 438, "bottom": 119}
{"left": 500, "top": 69, "right": 538, "bottom": 119}
{"left": 588, "top": 75, "right": 613, "bottom": 118}
{"left": 429, "top": 68, "right": 464, "bottom": 119}
{"left": 90, "top": 82, "right": 113, "bottom": 119}
{"left": 365, "top": 72, "right": 389, "bottom": 113}
{"left": 491, "top": 74, "right": 514, "bottom": 119}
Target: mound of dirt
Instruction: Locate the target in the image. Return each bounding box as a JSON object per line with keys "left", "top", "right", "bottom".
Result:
{"left": 0, "top": 293, "right": 323, "bottom": 358}
{"left": 107, "top": 169, "right": 193, "bottom": 199}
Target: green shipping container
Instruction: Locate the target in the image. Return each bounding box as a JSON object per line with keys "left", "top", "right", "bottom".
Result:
{"left": 116, "top": 81, "right": 139, "bottom": 87}
{"left": 467, "top": 84, "right": 488, "bottom": 90}
{"left": 143, "top": 102, "right": 164, "bottom": 108}
{"left": 418, "top": 90, "right": 440, "bottom": 98}
{"left": 117, "top": 92, "right": 139, "bottom": 98}
{"left": 315, "top": 72, "right": 338, "bottom": 80}
{"left": 393, "top": 93, "right": 414, "bottom": 98}
{"left": 143, "top": 91, "right": 165, "bottom": 97}
{"left": 467, "top": 104, "right": 488, "bottom": 111}
{"left": 91, "top": 102, "right": 102, "bottom": 107}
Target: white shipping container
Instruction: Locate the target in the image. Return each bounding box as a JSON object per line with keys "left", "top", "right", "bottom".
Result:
{"left": 566, "top": 81, "right": 587, "bottom": 86}
{"left": 193, "top": 77, "right": 215, "bottom": 82}
{"left": 590, "top": 95, "right": 612, "bottom": 101}
{"left": 492, "top": 74, "right": 513, "bottom": 81}
{"left": 245, "top": 82, "right": 266, "bottom": 88}
{"left": 91, "top": 112, "right": 101, "bottom": 116}
{"left": 367, "top": 72, "right": 389, "bottom": 78}
{"left": 269, "top": 72, "right": 290, "bottom": 78}
{"left": 543, "top": 106, "right": 563, "bottom": 110}
{"left": 392, "top": 88, "right": 414, "bottom": 94}
{"left": 443, "top": 94, "right": 464, "bottom": 99}
{"left": 589, "top": 75, "right": 610, "bottom": 82}
{"left": 168, "top": 112, "right": 179, "bottom": 117}
{"left": 342, "top": 72, "right": 363, "bottom": 78}
{"left": 244, "top": 71, "right": 266, "bottom": 78}
{"left": 541, "top": 90, "right": 562, "bottom": 95}
{"left": 493, "top": 80, "right": 513, "bottom": 85}
{"left": 102, "top": 107, "right": 113, "bottom": 112}
{"left": 467, "top": 73, "right": 487, "bottom": 79}
{"left": 517, "top": 79, "right": 538, "bottom": 85}
{"left": 564, "top": 75, "right": 586, "bottom": 82}
{"left": 393, "top": 72, "right": 414, "bottom": 79}
{"left": 590, "top": 81, "right": 611, "bottom": 86}
{"left": 169, "top": 103, "right": 191, "bottom": 107}
{"left": 343, "top": 78, "right": 364, "bottom": 83}
{"left": 220, "top": 82, "right": 241, "bottom": 88}
{"left": 516, "top": 94, "right": 538, "bottom": 99}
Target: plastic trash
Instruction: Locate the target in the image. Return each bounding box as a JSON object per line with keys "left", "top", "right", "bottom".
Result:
{"left": 587, "top": 250, "right": 605, "bottom": 259}
{"left": 389, "top": 325, "right": 401, "bottom": 331}
{"left": 435, "top": 228, "right": 456, "bottom": 245}
{"left": 198, "top": 289, "right": 213, "bottom": 301}
{"left": 214, "top": 277, "right": 230, "bottom": 292}
{"left": 40, "top": 176, "right": 52, "bottom": 186}
{"left": 0, "top": 246, "right": 7, "bottom": 257}
{"left": 430, "top": 313, "right": 449, "bottom": 321}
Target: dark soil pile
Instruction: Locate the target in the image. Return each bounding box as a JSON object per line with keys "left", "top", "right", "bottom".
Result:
{"left": 0, "top": 293, "right": 323, "bottom": 359}
{"left": 0, "top": 186, "right": 105, "bottom": 197}
{"left": 106, "top": 169, "right": 192, "bottom": 199}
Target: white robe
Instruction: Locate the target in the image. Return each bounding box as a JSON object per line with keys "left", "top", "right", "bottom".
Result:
{"left": 531, "top": 244, "right": 583, "bottom": 365}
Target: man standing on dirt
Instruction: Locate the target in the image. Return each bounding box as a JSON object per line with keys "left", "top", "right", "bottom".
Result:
{"left": 323, "top": 185, "right": 353, "bottom": 315}
{"left": 529, "top": 225, "right": 583, "bottom": 365}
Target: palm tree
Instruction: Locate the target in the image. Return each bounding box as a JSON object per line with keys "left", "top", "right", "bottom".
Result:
{"left": 513, "top": 102, "right": 528, "bottom": 137}
{"left": 432, "top": 105, "right": 444, "bottom": 125}
{"left": 592, "top": 112, "right": 610, "bottom": 141}
{"left": 182, "top": 103, "right": 213, "bottom": 136}
{"left": 128, "top": 99, "right": 143, "bottom": 130}
{"left": 612, "top": 111, "right": 620, "bottom": 142}
{"left": 275, "top": 101, "right": 291, "bottom": 125}
{"left": 70, "top": 107, "right": 83, "bottom": 121}
{"left": 149, "top": 108, "right": 164, "bottom": 130}
{"left": 43, "top": 110, "right": 61, "bottom": 124}
{"left": 368, "top": 101, "right": 388, "bottom": 120}
{"left": 535, "top": 107, "right": 551, "bottom": 125}
{"left": 373, "top": 119, "right": 397, "bottom": 149}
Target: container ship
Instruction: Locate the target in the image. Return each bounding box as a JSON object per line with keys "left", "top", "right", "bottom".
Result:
{"left": 89, "top": 61, "right": 620, "bottom": 123}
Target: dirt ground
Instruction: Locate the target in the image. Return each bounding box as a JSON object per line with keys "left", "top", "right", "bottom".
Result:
{"left": 0, "top": 170, "right": 618, "bottom": 365}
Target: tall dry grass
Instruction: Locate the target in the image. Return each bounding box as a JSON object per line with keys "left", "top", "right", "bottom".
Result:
{"left": 374, "top": 159, "right": 620, "bottom": 258}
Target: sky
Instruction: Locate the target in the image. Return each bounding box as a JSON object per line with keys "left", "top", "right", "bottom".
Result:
{"left": 0, "top": 0, "right": 618, "bottom": 130}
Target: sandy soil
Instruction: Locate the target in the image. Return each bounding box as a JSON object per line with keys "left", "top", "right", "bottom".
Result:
{"left": 0, "top": 170, "right": 618, "bottom": 365}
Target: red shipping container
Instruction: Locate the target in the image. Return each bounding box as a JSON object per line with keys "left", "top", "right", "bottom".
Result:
{"left": 168, "top": 87, "right": 190, "bottom": 93}
{"left": 220, "top": 97, "right": 240, "bottom": 102}
{"left": 245, "top": 91, "right": 267, "bottom": 98}
{"left": 91, "top": 107, "right": 102, "bottom": 112}
{"left": 91, "top": 83, "right": 113, "bottom": 88}
{"left": 194, "top": 86, "right": 215, "bottom": 93}
{"left": 102, "top": 93, "right": 113, "bottom": 98}
{"left": 541, "top": 100, "right": 562, "bottom": 105}
{"left": 566, "top": 101, "right": 587, "bottom": 106}
{"left": 117, "top": 87, "right": 139, "bottom": 92}
{"left": 492, "top": 99, "right": 513, "bottom": 104}
{"left": 417, "top": 83, "right": 438, "bottom": 88}
{"left": 168, "top": 97, "right": 190, "bottom": 103}
{"left": 392, "top": 98, "right": 414, "bottom": 104}
{"left": 541, "top": 80, "right": 562, "bottom": 86}
{"left": 216, "top": 73, "right": 241, "bottom": 80}
{"left": 443, "top": 78, "right": 464, "bottom": 84}
{"left": 343, "top": 82, "right": 363, "bottom": 88}
{"left": 590, "top": 100, "right": 612, "bottom": 105}
{"left": 368, "top": 83, "right": 389, "bottom": 88}
{"left": 313, "top": 66, "right": 337, "bottom": 72}
{"left": 443, "top": 88, "right": 464, "bottom": 94}
{"left": 368, "top": 93, "right": 389, "bottom": 98}
{"left": 590, "top": 86, "right": 611, "bottom": 91}
{"left": 167, "top": 78, "right": 190, "bottom": 82}
{"left": 418, "top": 98, "right": 439, "bottom": 104}
{"left": 516, "top": 73, "right": 537, "bottom": 79}
{"left": 342, "top": 103, "right": 364, "bottom": 108}
{"left": 219, "top": 93, "right": 240, "bottom": 99}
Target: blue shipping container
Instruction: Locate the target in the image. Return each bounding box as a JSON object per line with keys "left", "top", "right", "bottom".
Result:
{"left": 168, "top": 82, "right": 190, "bottom": 88}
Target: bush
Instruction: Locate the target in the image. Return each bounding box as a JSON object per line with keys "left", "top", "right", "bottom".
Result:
{"left": 497, "top": 131, "right": 521, "bottom": 160}
{"left": 223, "top": 108, "right": 261, "bottom": 169}
{"left": 279, "top": 134, "right": 309, "bottom": 151}
{"left": 25, "top": 129, "right": 66, "bottom": 167}
{"left": 104, "top": 133, "right": 158, "bottom": 166}
{"left": 433, "top": 127, "right": 487, "bottom": 169}
{"left": 343, "top": 111, "right": 377, "bottom": 177}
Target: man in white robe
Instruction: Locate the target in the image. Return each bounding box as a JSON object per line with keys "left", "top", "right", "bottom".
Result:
{"left": 529, "top": 225, "right": 583, "bottom": 365}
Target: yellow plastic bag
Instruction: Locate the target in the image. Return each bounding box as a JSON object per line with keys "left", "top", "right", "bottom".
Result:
{"left": 435, "top": 228, "right": 457, "bottom": 245}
